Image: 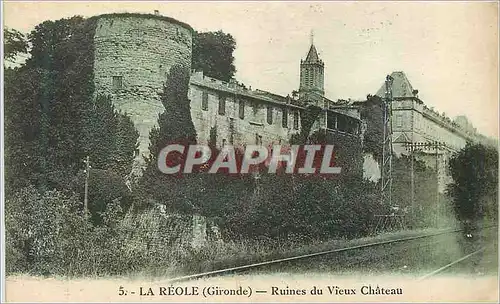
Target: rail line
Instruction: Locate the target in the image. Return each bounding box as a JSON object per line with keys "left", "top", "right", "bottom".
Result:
{"left": 418, "top": 246, "right": 488, "bottom": 281}
{"left": 169, "top": 225, "right": 497, "bottom": 283}
{"left": 169, "top": 227, "right": 476, "bottom": 282}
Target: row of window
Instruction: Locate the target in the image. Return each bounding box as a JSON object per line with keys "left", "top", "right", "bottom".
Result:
{"left": 219, "top": 133, "right": 281, "bottom": 147}
{"left": 202, "top": 91, "right": 299, "bottom": 129}
{"left": 394, "top": 112, "right": 466, "bottom": 148}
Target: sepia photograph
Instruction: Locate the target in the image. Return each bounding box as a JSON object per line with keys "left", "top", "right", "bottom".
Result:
{"left": 1, "top": 1, "right": 499, "bottom": 302}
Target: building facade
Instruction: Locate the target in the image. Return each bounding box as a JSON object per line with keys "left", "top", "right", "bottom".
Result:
{"left": 91, "top": 13, "right": 364, "bottom": 176}
{"left": 90, "top": 13, "right": 494, "bottom": 183}
{"left": 374, "top": 71, "right": 495, "bottom": 193}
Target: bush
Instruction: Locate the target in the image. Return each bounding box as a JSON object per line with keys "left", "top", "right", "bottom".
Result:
{"left": 5, "top": 187, "right": 196, "bottom": 277}
{"left": 216, "top": 174, "right": 383, "bottom": 242}
{"left": 5, "top": 186, "right": 92, "bottom": 275}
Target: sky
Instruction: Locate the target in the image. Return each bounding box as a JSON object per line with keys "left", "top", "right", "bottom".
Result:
{"left": 3, "top": 1, "right": 499, "bottom": 138}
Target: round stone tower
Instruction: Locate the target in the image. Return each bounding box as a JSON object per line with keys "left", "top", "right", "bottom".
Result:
{"left": 93, "top": 13, "right": 193, "bottom": 176}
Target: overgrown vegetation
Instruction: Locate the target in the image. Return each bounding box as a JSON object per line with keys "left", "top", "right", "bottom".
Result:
{"left": 192, "top": 30, "right": 237, "bottom": 81}
{"left": 4, "top": 15, "right": 141, "bottom": 276}
{"left": 359, "top": 94, "right": 384, "bottom": 162}
{"left": 3, "top": 27, "right": 28, "bottom": 63}
{"left": 447, "top": 143, "right": 498, "bottom": 230}
{"left": 5, "top": 186, "right": 196, "bottom": 276}
{"left": 5, "top": 14, "right": 495, "bottom": 279}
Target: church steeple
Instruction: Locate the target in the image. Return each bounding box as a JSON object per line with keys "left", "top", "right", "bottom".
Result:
{"left": 299, "top": 33, "right": 325, "bottom": 103}
{"left": 305, "top": 44, "right": 320, "bottom": 62}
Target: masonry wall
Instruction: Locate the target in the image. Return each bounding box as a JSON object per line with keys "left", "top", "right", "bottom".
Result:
{"left": 93, "top": 14, "right": 192, "bottom": 175}
{"left": 392, "top": 100, "right": 469, "bottom": 152}
{"left": 391, "top": 99, "right": 471, "bottom": 193}
{"left": 188, "top": 82, "right": 302, "bottom": 148}
{"left": 91, "top": 14, "right": 365, "bottom": 177}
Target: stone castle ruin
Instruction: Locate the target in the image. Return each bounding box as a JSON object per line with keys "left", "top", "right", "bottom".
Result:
{"left": 91, "top": 13, "right": 365, "bottom": 178}
{"left": 89, "top": 12, "right": 494, "bottom": 191}
{"left": 92, "top": 14, "right": 193, "bottom": 175}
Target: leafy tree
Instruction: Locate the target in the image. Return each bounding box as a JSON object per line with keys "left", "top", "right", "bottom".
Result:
{"left": 25, "top": 16, "right": 85, "bottom": 70}
{"left": 3, "top": 16, "right": 91, "bottom": 191}
{"left": 85, "top": 95, "right": 139, "bottom": 177}
{"left": 4, "top": 16, "right": 138, "bottom": 222}
{"left": 140, "top": 64, "right": 200, "bottom": 213}
{"left": 358, "top": 94, "right": 384, "bottom": 162}
{"left": 192, "top": 30, "right": 236, "bottom": 81}
{"left": 447, "top": 143, "right": 498, "bottom": 229}
{"left": 4, "top": 67, "right": 47, "bottom": 192}
{"left": 4, "top": 28, "right": 28, "bottom": 63}
{"left": 5, "top": 17, "right": 138, "bottom": 189}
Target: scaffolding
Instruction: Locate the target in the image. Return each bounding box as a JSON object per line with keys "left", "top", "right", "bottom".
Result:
{"left": 381, "top": 75, "right": 394, "bottom": 207}
{"left": 372, "top": 75, "right": 406, "bottom": 234}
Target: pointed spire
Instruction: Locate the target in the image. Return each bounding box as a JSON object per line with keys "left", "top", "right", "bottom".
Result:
{"left": 304, "top": 29, "right": 321, "bottom": 63}
{"left": 305, "top": 44, "right": 319, "bottom": 62}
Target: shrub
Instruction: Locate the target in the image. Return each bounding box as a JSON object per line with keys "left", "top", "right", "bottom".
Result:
{"left": 5, "top": 187, "right": 196, "bottom": 277}
{"left": 5, "top": 186, "right": 92, "bottom": 275}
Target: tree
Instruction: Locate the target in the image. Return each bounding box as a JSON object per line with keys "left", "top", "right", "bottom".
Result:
{"left": 3, "top": 67, "right": 47, "bottom": 192}
{"left": 192, "top": 31, "right": 236, "bottom": 81}
{"left": 447, "top": 143, "right": 498, "bottom": 229}
{"left": 85, "top": 95, "right": 139, "bottom": 177}
{"left": 4, "top": 28, "right": 28, "bottom": 63}
{"left": 358, "top": 95, "right": 384, "bottom": 162}
{"left": 4, "top": 16, "right": 138, "bottom": 196}
{"left": 3, "top": 16, "right": 92, "bottom": 191}
{"left": 140, "top": 64, "right": 201, "bottom": 213}
{"left": 25, "top": 16, "right": 85, "bottom": 70}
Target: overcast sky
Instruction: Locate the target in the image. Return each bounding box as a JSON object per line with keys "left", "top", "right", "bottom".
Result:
{"left": 4, "top": 1, "right": 499, "bottom": 138}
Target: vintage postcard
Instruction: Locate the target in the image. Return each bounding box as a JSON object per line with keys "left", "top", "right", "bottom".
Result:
{"left": 2, "top": 1, "right": 499, "bottom": 303}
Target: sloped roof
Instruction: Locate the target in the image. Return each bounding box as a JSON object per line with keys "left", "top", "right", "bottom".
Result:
{"left": 305, "top": 44, "right": 320, "bottom": 62}
{"left": 393, "top": 132, "right": 411, "bottom": 143}
{"left": 376, "top": 71, "right": 416, "bottom": 98}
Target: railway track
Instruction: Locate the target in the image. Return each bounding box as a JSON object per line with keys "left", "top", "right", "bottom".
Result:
{"left": 418, "top": 244, "right": 494, "bottom": 281}
{"left": 169, "top": 226, "right": 497, "bottom": 283}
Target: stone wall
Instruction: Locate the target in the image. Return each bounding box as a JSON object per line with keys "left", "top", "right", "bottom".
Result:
{"left": 392, "top": 99, "right": 471, "bottom": 153}
{"left": 189, "top": 72, "right": 364, "bottom": 155}
{"left": 154, "top": 205, "right": 217, "bottom": 249}
{"left": 91, "top": 14, "right": 365, "bottom": 177}
{"left": 189, "top": 76, "right": 302, "bottom": 148}
{"left": 93, "top": 14, "right": 192, "bottom": 175}
{"left": 391, "top": 99, "right": 477, "bottom": 192}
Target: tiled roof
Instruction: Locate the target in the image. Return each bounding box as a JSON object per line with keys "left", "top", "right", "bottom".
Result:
{"left": 376, "top": 71, "right": 416, "bottom": 98}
